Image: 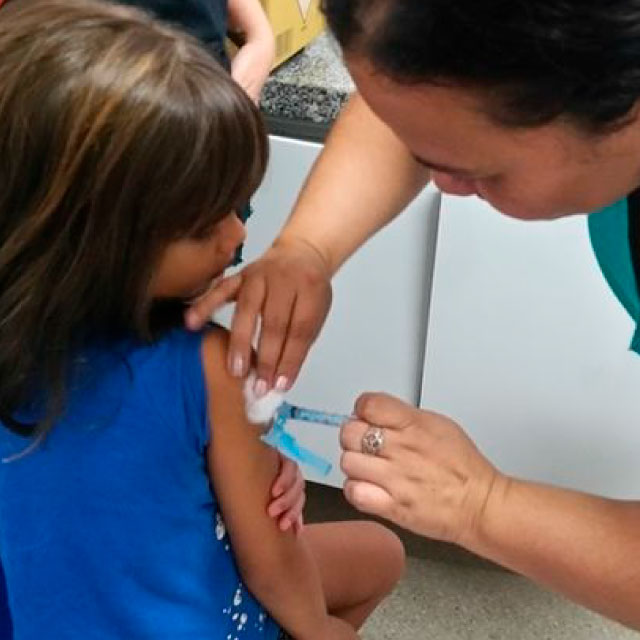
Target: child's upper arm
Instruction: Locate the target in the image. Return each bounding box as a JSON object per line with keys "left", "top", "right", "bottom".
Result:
{"left": 202, "top": 328, "right": 330, "bottom": 638}
{"left": 202, "top": 329, "right": 284, "bottom": 578}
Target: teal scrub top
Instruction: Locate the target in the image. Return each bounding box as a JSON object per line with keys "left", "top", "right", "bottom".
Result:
{"left": 589, "top": 194, "right": 640, "bottom": 353}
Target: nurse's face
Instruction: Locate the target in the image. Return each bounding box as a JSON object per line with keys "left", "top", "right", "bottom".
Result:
{"left": 349, "top": 57, "right": 640, "bottom": 219}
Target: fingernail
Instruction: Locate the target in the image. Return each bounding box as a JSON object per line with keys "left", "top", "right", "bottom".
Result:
{"left": 185, "top": 310, "right": 199, "bottom": 331}
{"left": 254, "top": 378, "right": 268, "bottom": 397}
{"left": 275, "top": 376, "right": 288, "bottom": 392}
{"left": 230, "top": 354, "right": 244, "bottom": 378}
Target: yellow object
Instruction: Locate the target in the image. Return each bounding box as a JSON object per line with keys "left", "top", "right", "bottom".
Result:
{"left": 261, "top": 0, "right": 325, "bottom": 68}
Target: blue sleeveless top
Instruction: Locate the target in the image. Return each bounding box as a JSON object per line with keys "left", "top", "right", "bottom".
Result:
{"left": 0, "top": 329, "right": 280, "bottom": 640}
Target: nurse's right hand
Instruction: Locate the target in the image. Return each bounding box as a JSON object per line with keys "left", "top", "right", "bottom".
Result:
{"left": 340, "top": 393, "right": 502, "bottom": 545}
{"left": 186, "top": 237, "right": 333, "bottom": 392}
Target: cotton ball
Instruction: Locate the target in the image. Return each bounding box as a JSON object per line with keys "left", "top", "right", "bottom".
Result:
{"left": 244, "top": 371, "right": 285, "bottom": 425}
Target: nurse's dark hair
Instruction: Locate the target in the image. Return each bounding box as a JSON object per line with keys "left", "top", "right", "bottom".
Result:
{"left": 324, "top": 0, "right": 640, "bottom": 132}
{"left": 0, "top": 0, "right": 268, "bottom": 435}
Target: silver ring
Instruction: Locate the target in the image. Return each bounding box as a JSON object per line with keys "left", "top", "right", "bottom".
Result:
{"left": 361, "top": 426, "right": 385, "bottom": 456}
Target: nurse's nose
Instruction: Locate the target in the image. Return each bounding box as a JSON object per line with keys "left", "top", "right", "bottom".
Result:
{"left": 432, "top": 171, "right": 477, "bottom": 197}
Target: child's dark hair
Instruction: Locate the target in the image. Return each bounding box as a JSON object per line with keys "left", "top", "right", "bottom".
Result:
{"left": 0, "top": 0, "right": 268, "bottom": 435}
{"left": 324, "top": 0, "right": 640, "bottom": 132}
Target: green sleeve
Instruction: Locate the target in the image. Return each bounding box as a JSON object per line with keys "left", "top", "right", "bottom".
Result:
{"left": 588, "top": 198, "right": 640, "bottom": 353}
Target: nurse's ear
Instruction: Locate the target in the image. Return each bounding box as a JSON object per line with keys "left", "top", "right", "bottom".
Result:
{"left": 586, "top": 99, "right": 640, "bottom": 158}
{"left": 620, "top": 100, "right": 640, "bottom": 132}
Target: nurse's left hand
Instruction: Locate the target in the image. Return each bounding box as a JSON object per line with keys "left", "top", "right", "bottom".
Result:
{"left": 268, "top": 454, "right": 305, "bottom": 534}
{"left": 340, "top": 393, "right": 502, "bottom": 545}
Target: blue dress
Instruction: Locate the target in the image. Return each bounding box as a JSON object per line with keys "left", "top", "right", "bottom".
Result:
{"left": 0, "top": 561, "right": 11, "bottom": 639}
{"left": 0, "top": 330, "right": 280, "bottom": 640}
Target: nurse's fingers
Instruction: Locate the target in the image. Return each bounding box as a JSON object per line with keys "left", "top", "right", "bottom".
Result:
{"left": 228, "top": 275, "right": 266, "bottom": 378}
{"left": 185, "top": 274, "right": 242, "bottom": 330}
{"left": 340, "top": 419, "right": 399, "bottom": 459}
{"left": 340, "top": 450, "right": 393, "bottom": 485}
{"left": 254, "top": 284, "right": 297, "bottom": 391}
{"left": 343, "top": 480, "right": 396, "bottom": 521}
{"left": 272, "top": 287, "right": 331, "bottom": 392}
{"left": 354, "top": 393, "right": 418, "bottom": 432}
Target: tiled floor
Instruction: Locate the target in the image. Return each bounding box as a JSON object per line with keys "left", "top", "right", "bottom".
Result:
{"left": 305, "top": 484, "right": 638, "bottom": 640}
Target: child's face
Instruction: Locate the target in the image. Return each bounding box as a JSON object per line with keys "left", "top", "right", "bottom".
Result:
{"left": 151, "top": 212, "right": 247, "bottom": 300}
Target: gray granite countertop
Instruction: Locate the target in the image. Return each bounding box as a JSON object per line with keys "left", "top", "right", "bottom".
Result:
{"left": 260, "top": 32, "right": 354, "bottom": 126}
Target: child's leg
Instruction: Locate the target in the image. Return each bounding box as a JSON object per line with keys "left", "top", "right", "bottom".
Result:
{"left": 302, "top": 521, "right": 405, "bottom": 630}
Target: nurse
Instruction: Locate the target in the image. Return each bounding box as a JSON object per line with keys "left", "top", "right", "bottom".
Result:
{"left": 188, "top": 0, "right": 640, "bottom": 629}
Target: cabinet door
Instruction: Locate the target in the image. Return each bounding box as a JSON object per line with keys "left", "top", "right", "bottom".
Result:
{"left": 421, "top": 195, "right": 640, "bottom": 498}
{"left": 220, "top": 135, "right": 441, "bottom": 486}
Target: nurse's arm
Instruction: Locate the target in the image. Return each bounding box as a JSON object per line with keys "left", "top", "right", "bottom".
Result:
{"left": 186, "top": 93, "right": 430, "bottom": 385}
{"left": 470, "top": 477, "right": 640, "bottom": 630}
{"left": 279, "top": 92, "right": 430, "bottom": 274}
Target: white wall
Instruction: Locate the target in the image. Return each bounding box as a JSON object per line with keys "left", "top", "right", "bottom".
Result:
{"left": 422, "top": 195, "right": 640, "bottom": 499}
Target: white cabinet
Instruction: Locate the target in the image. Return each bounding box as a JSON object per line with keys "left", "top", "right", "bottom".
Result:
{"left": 421, "top": 195, "right": 640, "bottom": 499}
{"left": 220, "top": 135, "right": 441, "bottom": 486}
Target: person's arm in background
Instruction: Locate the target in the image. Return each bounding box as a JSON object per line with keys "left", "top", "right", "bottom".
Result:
{"left": 227, "top": 0, "right": 275, "bottom": 103}
{"left": 203, "top": 329, "right": 357, "bottom": 640}
{"left": 187, "top": 95, "right": 430, "bottom": 390}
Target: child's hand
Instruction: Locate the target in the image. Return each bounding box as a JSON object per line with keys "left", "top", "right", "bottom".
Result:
{"left": 268, "top": 454, "right": 306, "bottom": 534}
{"left": 231, "top": 38, "right": 275, "bottom": 104}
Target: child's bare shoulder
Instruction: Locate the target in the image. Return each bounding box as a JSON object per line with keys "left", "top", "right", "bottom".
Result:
{"left": 201, "top": 324, "right": 232, "bottom": 365}
{"left": 200, "top": 325, "right": 253, "bottom": 431}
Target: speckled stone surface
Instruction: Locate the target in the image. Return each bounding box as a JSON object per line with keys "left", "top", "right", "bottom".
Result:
{"left": 260, "top": 32, "right": 354, "bottom": 124}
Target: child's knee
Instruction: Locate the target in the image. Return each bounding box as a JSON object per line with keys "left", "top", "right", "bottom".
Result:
{"left": 380, "top": 526, "right": 406, "bottom": 590}
{"left": 361, "top": 521, "right": 406, "bottom": 593}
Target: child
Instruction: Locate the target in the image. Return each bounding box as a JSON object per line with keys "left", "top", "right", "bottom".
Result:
{"left": 113, "top": 0, "right": 297, "bottom": 531}
{"left": 0, "top": 1, "right": 405, "bottom": 639}
{"left": 119, "top": 0, "right": 276, "bottom": 103}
